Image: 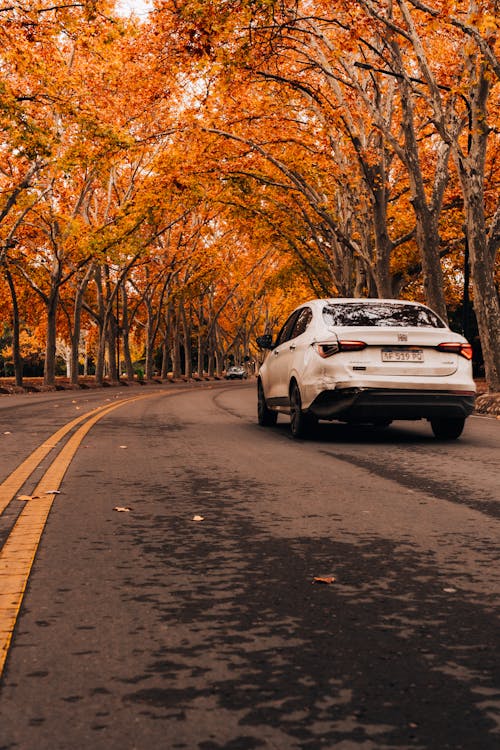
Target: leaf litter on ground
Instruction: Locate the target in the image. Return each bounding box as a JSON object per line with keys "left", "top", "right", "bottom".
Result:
{"left": 312, "top": 575, "right": 336, "bottom": 585}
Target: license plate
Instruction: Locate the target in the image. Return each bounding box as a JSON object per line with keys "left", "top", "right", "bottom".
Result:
{"left": 382, "top": 348, "right": 424, "bottom": 362}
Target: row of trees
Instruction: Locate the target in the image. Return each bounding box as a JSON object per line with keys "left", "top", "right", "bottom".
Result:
{"left": 0, "top": 1, "right": 499, "bottom": 388}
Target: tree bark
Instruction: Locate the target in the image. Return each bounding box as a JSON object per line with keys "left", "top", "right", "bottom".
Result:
{"left": 454, "top": 71, "right": 500, "bottom": 389}
{"left": 121, "top": 285, "right": 136, "bottom": 381}
{"left": 107, "top": 313, "right": 119, "bottom": 383}
{"left": 3, "top": 264, "right": 23, "bottom": 387}
{"left": 94, "top": 266, "right": 106, "bottom": 386}
{"left": 390, "top": 41, "right": 449, "bottom": 320}
{"left": 70, "top": 265, "right": 93, "bottom": 385}
{"left": 44, "top": 286, "right": 59, "bottom": 387}
{"left": 180, "top": 303, "right": 192, "bottom": 379}
{"left": 170, "top": 306, "right": 182, "bottom": 379}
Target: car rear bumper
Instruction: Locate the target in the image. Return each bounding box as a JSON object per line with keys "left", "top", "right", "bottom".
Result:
{"left": 308, "top": 387, "right": 476, "bottom": 422}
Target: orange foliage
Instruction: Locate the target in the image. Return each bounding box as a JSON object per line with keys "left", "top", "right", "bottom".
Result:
{"left": 0, "top": 0, "right": 498, "bottom": 384}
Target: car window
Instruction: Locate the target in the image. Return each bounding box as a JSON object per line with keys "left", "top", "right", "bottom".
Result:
{"left": 275, "top": 311, "right": 300, "bottom": 346}
{"left": 322, "top": 302, "right": 445, "bottom": 328}
{"left": 290, "top": 307, "right": 313, "bottom": 339}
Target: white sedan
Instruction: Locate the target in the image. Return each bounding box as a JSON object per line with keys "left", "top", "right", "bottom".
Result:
{"left": 256, "top": 298, "right": 476, "bottom": 439}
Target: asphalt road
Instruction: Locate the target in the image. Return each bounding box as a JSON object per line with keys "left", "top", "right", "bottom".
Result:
{"left": 0, "top": 382, "right": 499, "bottom": 750}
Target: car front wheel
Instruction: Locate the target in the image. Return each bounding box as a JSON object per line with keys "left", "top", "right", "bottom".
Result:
{"left": 289, "top": 381, "right": 317, "bottom": 439}
{"left": 430, "top": 417, "right": 465, "bottom": 440}
{"left": 257, "top": 380, "right": 278, "bottom": 426}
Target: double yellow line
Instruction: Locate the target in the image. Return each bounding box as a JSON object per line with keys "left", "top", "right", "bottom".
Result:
{"left": 0, "top": 394, "right": 151, "bottom": 677}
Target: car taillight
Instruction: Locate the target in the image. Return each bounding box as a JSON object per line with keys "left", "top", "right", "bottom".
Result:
{"left": 339, "top": 340, "right": 367, "bottom": 352}
{"left": 314, "top": 342, "right": 340, "bottom": 358}
{"left": 314, "top": 340, "right": 367, "bottom": 358}
{"left": 437, "top": 342, "right": 473, "bottom": 360}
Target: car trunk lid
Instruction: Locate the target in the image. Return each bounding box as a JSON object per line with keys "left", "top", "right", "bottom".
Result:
{"left": 333, "top": 326, "right": 460, "bottom": 377}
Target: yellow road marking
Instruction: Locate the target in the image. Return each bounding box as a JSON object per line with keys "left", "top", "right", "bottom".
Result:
{"left": 0, "top": 393, "right": 152, "bottom": 677}
{"left": 0, "top": 384, "right": 214, "bottom": 676}
{"left": 0, "top": 399, "right": 131, "bottom": 515}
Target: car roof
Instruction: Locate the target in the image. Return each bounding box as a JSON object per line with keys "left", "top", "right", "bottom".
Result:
{"left": 293, "top": 298, "right": 444, "bottom": 321}
{"left": 296, "top": 298, "right": 436, "bottom": 312}
{"left": 315, "top": 298, "right": 426, "bottom": 306}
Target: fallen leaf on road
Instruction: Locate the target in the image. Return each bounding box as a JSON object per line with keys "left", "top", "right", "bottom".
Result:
{"left": 192, "top": 515, "right": 204, "bottom": 522}
{"left": 443, "top": 587, "right": 457, "bottom": 593}
{"left": 18, "top": 494, "right": 35, "bottom": 501}
{"left": 113, "top": 506, "right": 131, "bottom": 512}
{"left": 312, "top": 576, "right": 336, "bottom": 585}
{"left": 45, "top": 490, "right": 61, "bottom": 495}
{"left": 119, "top": 445, "right": 128, "bottom": 449}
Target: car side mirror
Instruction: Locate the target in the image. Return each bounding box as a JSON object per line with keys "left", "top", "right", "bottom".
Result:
{"left": 256, "top": 334, "right": 273, "bottom": 350}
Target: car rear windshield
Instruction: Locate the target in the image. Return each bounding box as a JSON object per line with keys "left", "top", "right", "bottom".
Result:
{"left": 322, "top": 302, "right": 445, "bottom": 328}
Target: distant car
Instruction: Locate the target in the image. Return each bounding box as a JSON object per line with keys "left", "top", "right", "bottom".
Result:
{"left": 225, "top": 365, "right": 247, "bottom": 380}
{"left": 256, "top": 298, "right": 476, "bottom": 439}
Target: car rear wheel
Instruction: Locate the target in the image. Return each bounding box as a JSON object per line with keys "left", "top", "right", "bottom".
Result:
{"left": 289, "top": 381, "right": 317, "bottom": 439}
{"left": 430, "top": 417, "right": 465, "bottom": 440}
{"left": 257, "top": 380, "right": 278, "bottom": 426}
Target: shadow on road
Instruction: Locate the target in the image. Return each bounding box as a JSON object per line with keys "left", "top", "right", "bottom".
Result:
{"left": 268, "top": 418, "right": 485, "bottom": 446}
{"left": 119, "top": 469, "right": 499, "bottom": 749}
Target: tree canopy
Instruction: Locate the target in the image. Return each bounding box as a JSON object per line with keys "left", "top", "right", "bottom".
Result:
{"left": 0, "top": 0, "right": 498, "bottom": 388}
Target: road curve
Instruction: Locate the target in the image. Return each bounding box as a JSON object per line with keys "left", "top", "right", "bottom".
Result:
{"left": 0, "top": 382, "right": 498, "bottom": 750}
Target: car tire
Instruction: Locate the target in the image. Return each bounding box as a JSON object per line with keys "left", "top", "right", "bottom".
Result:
{"left": 257, "top": 380, "right": 278, "bottom": 426}
{"left": 430, "top": 417, "right": 465, "bottom": 440}
{"left": 289, "top": 381, "right": 317, "bottom": 439}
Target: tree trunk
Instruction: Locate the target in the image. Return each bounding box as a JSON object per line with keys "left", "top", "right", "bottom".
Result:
{"left": 94, "top": 266, "right": 106, "bottom": 386}
{"left": 197, "top": 333, "right": 205, "bottom": 376}
{"left": 70, "top": 265, "right": 93, "bottom": 385}
{"left": 213, "top": 325, "right": 223, "bottom": 377}
{"left": 121, "top": 286, "right": 135, "bottom": 381}
{"left": 372, "top": 171, "right": 394, "bottom": 298}
{"left": 161, "top": 337, "right": 169, "bottom": 379}
{"left": 143, "top": 300, "right": 153, "bottom": 380}
{"left": 180, "top": 303, "right": 192, "bottom": 379}
{"left": 4, "top": 265, "right": 23, "bottom": 387}
{"left": 44, "top": 288, "right": 59, "bottom": 386}
{"left": 466, "top": 215, "right": 500, "bottom": 389}
{"left": 395, "top": 62, "right": 449, "bottom": 320}
{"left": 456, "top": 147, "right": 500, "bottom": 390}
{"left": 453, "top": 62, "right": 500, "bottom": 390}
{"left": 107, "top": 313, "right": 118, "bottom": 383}
{"left": 215, "top": 349, "right": 223, "bottom": 378}
{"left": 207, "top": 339, "right": 215, "bottom": 378}
{"left": 170, "top": 308, "right": 182, "bottom": 379}
{"left": 160, "top": 310, "right": 170, "bottom": 378}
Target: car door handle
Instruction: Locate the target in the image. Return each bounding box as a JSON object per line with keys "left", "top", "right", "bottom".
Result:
{"left": 273, "top": 350, "right": 280, "bottom": 356}
{"left": 289, "top": 344, "right": 296, "bottom": 350}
